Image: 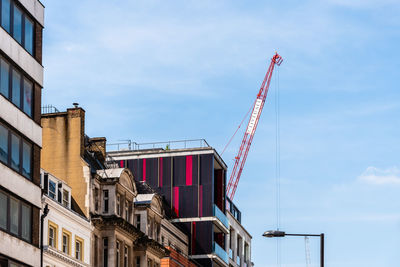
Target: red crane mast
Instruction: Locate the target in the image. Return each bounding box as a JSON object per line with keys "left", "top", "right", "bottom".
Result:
{"left": 226, "top": 52, "right": 283, "bottom": 200}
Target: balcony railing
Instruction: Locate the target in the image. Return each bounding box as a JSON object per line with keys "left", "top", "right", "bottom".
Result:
{"left": 213, "top": 242, "right": 229, "bottom": 265}
{"left": 213, "top": 204, "right": 229, "bottom": 230}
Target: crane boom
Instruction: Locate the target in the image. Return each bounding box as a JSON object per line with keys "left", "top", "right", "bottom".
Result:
{"left": 226, "top": 53, "right": 283, "bottom": 200}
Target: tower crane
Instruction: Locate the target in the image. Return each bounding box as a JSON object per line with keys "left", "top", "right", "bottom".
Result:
{"left": 226, "top": 52, "right": 283, "bottom": 200}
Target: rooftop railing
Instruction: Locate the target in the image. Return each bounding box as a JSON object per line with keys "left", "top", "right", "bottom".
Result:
{"left": 107, "top": 139, "right": 211, "bottom": 152}
{"left": 41, "top": 104, "right": 60, "bottom": 114}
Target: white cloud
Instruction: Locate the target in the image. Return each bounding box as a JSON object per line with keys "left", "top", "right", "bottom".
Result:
{"left": 358, "top": 166, "right": 400, "bottom": 185}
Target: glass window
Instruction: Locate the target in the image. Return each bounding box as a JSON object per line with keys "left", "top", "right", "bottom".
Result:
{"left": 11, "top": 70, "right": 21, "bottom": 108}
{"left": 103, "top": 190, "right": 109, "bottom": 213}
{"left": 0, "top": 58, "right": 9, "bottom": 98}
{"left": 0, "top": 124, "right": 8, "bottom": 164}
{"left": 12, "top": 5, "right": 22, "bottom": 44}
{"left": 62, "top": 189, "right": 69, "bottom": 207}
{"left": 22, "top": 141, "right": 31, "bottom": 179}
{"left": 21, "top": 203, "right": 31, "bottom": 242}
{"left": 116, "top": 194, "right": 120, "bottom": 215}
{"left": 24, "top": 17, "right": 34, "bottom": 54}
{"left": 0, "top": 191, "right": 7, "bottom": 229}
{"left": 48, "top": 226, "right": 55, "bottom": 247}
{"left": 116, "top": 241, "right": 120, "bottom": 267}
{"left": 1, "top": 0, "right": 11, "bottom": 32}
{"left": 48, "top": 180, "right": 56, "bottom": 199}
{"left": 10, "top": 197, "right": 19, "bottom": 235}
{"left": 10, "top": 133, "right": 20, "bottom": 171}
{"left": 62, "top": 233, "right": 70, "bottom": 254}
{"left": 75, "top": 240, "right": 82, "bottom": 260}
{"left": 23, "top": 78, "right": 32, "bottom": 116}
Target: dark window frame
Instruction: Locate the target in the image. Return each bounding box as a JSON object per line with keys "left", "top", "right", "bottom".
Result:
{"left": 0, "top": 187, "right": 33, "bottom": 244}
{"left": 0, "top": 54, "right": 34, "bottom": 118}
{"left": 0, "top": 120, "right": 32, "bottom": 180}
{"left": 0, "top": 0, "right": 37, "bottom": 56}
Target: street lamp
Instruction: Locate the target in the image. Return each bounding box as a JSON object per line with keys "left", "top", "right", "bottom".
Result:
{"left": 40, "top": 204, "right": 49, "bottom": 267}
{"left": 263, "top": 230, "right": 324, "bottom": 267}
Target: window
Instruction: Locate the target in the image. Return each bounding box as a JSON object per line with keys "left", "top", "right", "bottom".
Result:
{"left": 1, "top": 0, "right": 11, "bottom": 32}
{"left": 48, "top": 180, "right": 56, "bottom": 199}
{"left": 0, "top": 124, "right": 8, "bottom": 163}
{"left": 116, "top": 194, "right": 121, "bottom": 216}
{"left": 0, "top": 190, "right": 7, "bottom": 229}
{"left": 62, "top": 189, "right": 69, "bottom": 208}
{"left": 116, "top": 241, "right": 120, "bottom": 267}
{"left": 24, "top": 17, "right": 34, "bottom": 55}
{"left": 125, "top": 200, "right": 129, "bottom": 220}
{"left": 22, "top": 78, "right": 32, "bottom": 116}
{"left": 0, "top": 189, "right": 32, "bottom": 242}
{"left": 136, "top": 214, "right": 141, "bottom": 231}
{"left": 12, "top": 5, "right": 22, "bottom": 43}
{"left": 0, "top": 0, "right": 36, "bottom": 54}
{"left": 11, "top": 69, "right": 20, "bottom": 107}
{"left": 136, "top": 256, "right": 140, "bottom": 267}
{"left": 103, "top": 237, "right": 108, "bottom": 267}
{"left": 103, "top": 190, "right": 109, "bottom": 213}
{"left": 75, "top": 236, "right": 84, "bottom": 261}
{"left": 21, "top": 203, "right": 31, "bottom": 242}
{"left": 10, "top": 197, "right": 19, "bottom": 235}
{"left": 0, "top": 122, "right": 33, "bottom": 180}
{"left": 124, "top": 246, "right": 128, "bottom": 267}
{"left": 21, "top": 141, "right": 31, "bottom": 178}
{"left": 48, "top": 223, "right": 57, "bottom": 248}
{"left": 0, "top": 56, "right": 34, "bottom": 116}
{"left": 94, "top": 235, "right": 98, "bottom": 266}
{"left": 62, "top": 230, "right": 71, "bottom": 255}
{"left": 10, "top": 133, "right": 19, "bottom": 171}
{"left": 94, "top": 187, "right": 99, "bottom": 211}
{"left": 0, "top": 58, "right": 9, "bottom": 98}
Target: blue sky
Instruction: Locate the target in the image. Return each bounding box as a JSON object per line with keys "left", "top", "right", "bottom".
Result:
{"left": 41, "top": 0, "right": 400, "bottom": 266}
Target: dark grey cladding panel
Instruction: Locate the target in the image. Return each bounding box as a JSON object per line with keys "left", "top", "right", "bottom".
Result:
{"left": 178, "top": 185, "right": 198, "bottom": 218}
{"left": 173, "top": 156, "right": 186, "bottom": 186}
{"left": 200, "top": 154, "right": 213, "bottom": 185}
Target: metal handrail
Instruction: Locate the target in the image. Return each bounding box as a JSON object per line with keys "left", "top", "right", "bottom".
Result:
{"left": 41, "top": 105, "right": 60, "bottom": 114}
{"left": 107, "top": 139, "right": 211, "bottom": 151}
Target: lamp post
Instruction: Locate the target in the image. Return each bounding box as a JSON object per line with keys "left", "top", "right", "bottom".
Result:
{"left": 40, "top": 204, "right": 49, "bottom": 267}
{"left": 263, "top": 230, "right": 324, "bottom": 267}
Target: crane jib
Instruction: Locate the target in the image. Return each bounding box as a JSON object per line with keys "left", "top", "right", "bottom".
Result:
{"left": 246, "top": 98, "right": 263, "bottom": 134}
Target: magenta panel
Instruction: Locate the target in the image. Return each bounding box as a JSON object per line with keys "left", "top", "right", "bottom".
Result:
{"left": 143, "top": 158, "right": 146, "bottom": 181}
{"left": 159, "top": 157, "right": 163, "bottom": 187}
{"left": 173, "top": 186, "right": 179, "bottom": 217}
{"left": 186, "top": 155, "right": 193, "bottom": 186}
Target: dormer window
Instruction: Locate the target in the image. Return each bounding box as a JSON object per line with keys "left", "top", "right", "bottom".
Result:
{"left": 62, "top": 189, "right": 70, "bottom": 208}
{"left": 48, "top": 180, "right": 56, "bottom": 200}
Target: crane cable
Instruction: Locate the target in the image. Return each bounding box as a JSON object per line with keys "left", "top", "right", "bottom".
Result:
{"left": 275, "top": 64, "right": 282, "bottom": 267}
{"left": 221, "top": 105, "right": 253, "bottom": 156}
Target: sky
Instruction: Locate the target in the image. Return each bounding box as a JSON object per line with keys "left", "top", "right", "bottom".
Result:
{"left": 41, "top": 0, "right": 400, "bottom": 266}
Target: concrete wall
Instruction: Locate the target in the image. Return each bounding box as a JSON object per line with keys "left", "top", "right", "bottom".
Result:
{"left": 226, "top": 212, "right": 252, "bottom": 267}
{"left": 41, "top": 108, "right": 91, "bottom": 217}
{"left": 0, "top": 231, "right": 40, "bottom": 266}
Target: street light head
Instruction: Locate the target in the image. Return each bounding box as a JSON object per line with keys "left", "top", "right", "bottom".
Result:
{"left": 263, "top": 230, "right": 286, "bottom": 238}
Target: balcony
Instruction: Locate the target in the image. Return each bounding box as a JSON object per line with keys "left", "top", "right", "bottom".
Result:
{"left": 213, "top": 205, "right": 229, "bottom": 233}
{"left": 213, "top": 242, "right": 229, "bottom": 266}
